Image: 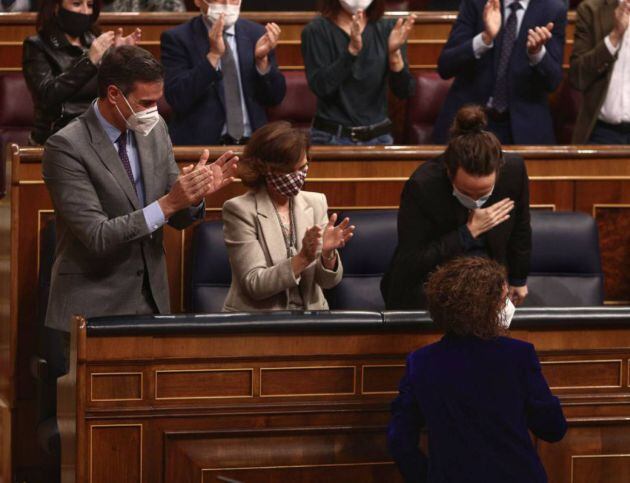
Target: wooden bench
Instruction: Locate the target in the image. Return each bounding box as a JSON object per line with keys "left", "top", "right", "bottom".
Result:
{"left": 58, "top": 308, "right": 630, "bottom": 482}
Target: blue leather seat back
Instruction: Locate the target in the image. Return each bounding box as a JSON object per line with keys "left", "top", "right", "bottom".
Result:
{"left": 525, "top": 211, "right": 604, "bottom": 306}
{"left": 190, "top": 220, "right": 231, "bottom": 313}
{"left": 327, "top": 210, "right": 398, "bottom": 310}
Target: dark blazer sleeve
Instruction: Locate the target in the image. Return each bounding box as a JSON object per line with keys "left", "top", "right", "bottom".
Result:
{"left": 22, "top": 37, "right": 97, "bottom": 110}
{"left": 389, "top": 41, "right": 416, "bottom": 99}
{"left": 569, "top": 2, "right": 616, "bottom": 92}
{"left": 388, "top": 356, "right": 428, "bottom": 483}
{"left": 507, "top": 159, "right": 532, "bottom": 284}
{"left": 528, "top": 4, "right": 567, "bottom": 93}
{"left": 252, "top": 46, "right": 286, "bottom": 107}
{"left": 393, "top": 178, "right": 465, "bottom": 283}
{"left": 524, "top": 344, "right": 567, "bottom": 443}
{"left": 160, "top": 29, "right": 222, "bottom": 114}
{"left": 437, "top": 0, "right": 482, "bottom": 80}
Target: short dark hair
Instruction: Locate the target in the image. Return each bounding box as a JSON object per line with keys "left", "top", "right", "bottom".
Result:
{"left": 239, "top": 121, "right": 310, "bottom": 189}
{"left": 36, "top": 0, "right": 102, "bottom": 39}
{"left": 318, "top": 0, "right": 386, "bottom": 22}
{"left": 97, "top": 45, "right": 164, "bottom": 98}
{"left": 425, "top": 257, "right": 507, "bottom": 340}
{"left": 443, "top": 105, "right": 504, "bottom": 178}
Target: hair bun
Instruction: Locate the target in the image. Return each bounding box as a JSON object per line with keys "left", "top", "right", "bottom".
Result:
{"left": 450, "top": 105, "right": 488, "bottom": 137}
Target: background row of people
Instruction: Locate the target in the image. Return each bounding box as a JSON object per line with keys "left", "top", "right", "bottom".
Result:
{"left": 21, "top": 0, "right": 630, "bottom": 147}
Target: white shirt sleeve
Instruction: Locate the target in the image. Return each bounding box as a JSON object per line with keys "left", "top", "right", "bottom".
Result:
{"left": 472, "top": 33, "right": 494, "bottom": 59}
{"left": 528, "top": 45, "right": 547, "bottom": 66}
{"left": 604, "top": 35, "right": 621, "bottom": 56}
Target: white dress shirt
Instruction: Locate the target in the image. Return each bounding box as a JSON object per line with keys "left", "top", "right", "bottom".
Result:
{"left": 472, "top": 0, "right": 547, "bottom": 65}
{"left": 600, "top": 3, "right": 630, "bottom": 124}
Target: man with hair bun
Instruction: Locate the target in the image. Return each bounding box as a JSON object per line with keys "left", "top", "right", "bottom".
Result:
{"left": 381, "top": 105, "right": 531, "bottom": 309}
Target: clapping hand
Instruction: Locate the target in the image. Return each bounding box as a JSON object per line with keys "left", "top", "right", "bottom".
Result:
{"left": 181, "top": 149, "right": 239, "bottom": 199}
{"left": 348, "top": 10, "right": 365, "bottom": 56}
{"left": 388, "top": 14, "right": 416, "bottom": 54}
{"left": 611, "top": 0, "right": 630, "bottom": 47}
{"left": 255, "top": 22, "right": 281, "bottom": 72}
{"left": 482, "top": 0, "right": 502, "bottom": 45}
{"left": 207, "top": 13, "right": 226, "bottom": 68}
{"left": 527, "top": 22, "right": 554, "bottom": 55}
{"left": 88, "top": 31, "right": 115, "bottom": 65}
{"left": 300, "top": 226, "right": 322, "bottom": 264}
{"left": 114, "top": 27, "right": 142, "bottom": 47}
{"left": 322, "top": 213, "right": 354, "bottom": 253}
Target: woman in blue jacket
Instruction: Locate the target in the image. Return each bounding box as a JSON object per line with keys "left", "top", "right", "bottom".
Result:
{"left": 388, "top": 256, "right": 566, "bottom": 483}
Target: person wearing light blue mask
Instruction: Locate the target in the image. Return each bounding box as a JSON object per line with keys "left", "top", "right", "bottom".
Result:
{"left": 382, "top": 105, "right": 532, "bottom": 309}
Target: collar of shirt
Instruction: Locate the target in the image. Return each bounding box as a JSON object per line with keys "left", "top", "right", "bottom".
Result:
{"left": 201, "top": 14, "right": 236, "bottom": 36}
{"left": 93, "top": 100, "right": 132, "bottom": 147}
{"left": 504, "top": 0, "right": 530, "bottom": 11}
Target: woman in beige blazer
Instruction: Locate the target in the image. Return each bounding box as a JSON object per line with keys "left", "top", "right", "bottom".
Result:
{"left": 222, "top": 121, "right": 355, "bottom": 312}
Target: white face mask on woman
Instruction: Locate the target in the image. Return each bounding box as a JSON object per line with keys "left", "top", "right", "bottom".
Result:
{"left": 205, "top": 1, "right": 240, "bottom": 29}
{"left": 339, "top": 0, "right": 373, "bottom": 15}
{"left": 116, "top": 94, "right": 160, "bottom": 137}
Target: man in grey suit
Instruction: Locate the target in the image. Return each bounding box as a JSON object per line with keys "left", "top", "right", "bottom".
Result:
{"left": 42, "top": 45, "right": 238, "bottom": 374}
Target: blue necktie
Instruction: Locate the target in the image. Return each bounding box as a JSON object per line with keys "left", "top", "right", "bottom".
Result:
{"left": 492, "top": 2, "right": 522, "bottom": 113}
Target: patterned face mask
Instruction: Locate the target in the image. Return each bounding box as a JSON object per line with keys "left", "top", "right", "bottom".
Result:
{"left": 266, "top": 165, "right": 308, "bottom": 198}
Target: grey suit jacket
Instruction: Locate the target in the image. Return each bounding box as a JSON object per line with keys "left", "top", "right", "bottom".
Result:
{"left": 42, "top": 104, "right": 199, "bottom": 331}
{"left": 569, "top": 0, "right": 619, "bottom": 143}
{"left": 221, "top": 189, "right": 343, "bottom": 312}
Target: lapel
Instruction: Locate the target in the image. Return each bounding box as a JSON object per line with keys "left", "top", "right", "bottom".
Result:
{"left": 599, "top": 0, "right": 617, "bottom": 43}
{"left": 515, "top": 0, "right": 539, "bottom": 54}
{"left": 134, "top": 132, "right": 157, "bottom": 204}
{"left": 255, "top": 189, "right": 290, "bottom": 266}
{"left": 292, "top": 192, "right": 314, "bottom": 254}
{"left": 84, "top": 106, "right": 140, "bottom": 210}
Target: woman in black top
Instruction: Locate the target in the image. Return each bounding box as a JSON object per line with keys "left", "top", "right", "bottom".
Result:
{"left": 22, "top": 0, "right": 141, "bottom": 145}
{"left": 302, "top": 0, "right": 416, "bottom": 145}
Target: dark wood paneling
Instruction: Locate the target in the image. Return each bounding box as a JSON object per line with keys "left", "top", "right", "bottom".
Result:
{"left": 541, "top": 359, "right": 623, "bottom": 391}
{"left": 155, "top": 368, "right": 253, "bottom": 400}
{"left": 260, "top": 366, "right": 356, "bottom": 397}
{"left": 90, "top": 425, "right": 142, "bottom": 483}
{"left": 362, "top": 365, "right": 405, "bottom": 394}
{"left": 90, "top": 372, "right": 143, "bottom": 401}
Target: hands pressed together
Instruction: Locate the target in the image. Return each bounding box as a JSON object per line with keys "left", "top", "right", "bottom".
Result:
{"left": 159, "top": 150, "right": 239, "bottom": 219}
{"left": 207, "top": 13, "right": 281, "bottom": 72}
{"left": 295, "top": 213, "right": 355, "bottom": 273}
{"left": 89, "top": 28, "right": 142, "bottom": 66}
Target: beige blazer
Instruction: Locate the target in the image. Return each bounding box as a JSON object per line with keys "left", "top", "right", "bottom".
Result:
{"left": 221, "top": 189, "right": 343, "bottom": 312}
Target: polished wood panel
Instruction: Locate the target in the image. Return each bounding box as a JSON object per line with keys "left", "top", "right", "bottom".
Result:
{"left": 260, "top": 366, "right": 356, "bottom": 397}
{"left": 90, "top": 372, "right": 143, "bottom": 402}
{"left": 54, "top": 312, "right": 630, "bottom": 483}
{"left": 90, "top": 424, "right": 142, "bottom": 483}
{"left": 155, "top": 367, "right": 253, "bottom": 400}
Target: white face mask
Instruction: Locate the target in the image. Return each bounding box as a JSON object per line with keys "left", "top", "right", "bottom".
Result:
{"left": 499, "top": 297, "right": 516, "bottom": 329}
{"left": 339, "top": 0, "right": 373, "bottom": 14}
{"left": 116, "top": 93, "right": 160, "bottom": 137}
{"left": 205, "top": 1, "right": 240, "bottom": 29}
{"left": 452, "top": 186, "right": 494, "bottom": 210}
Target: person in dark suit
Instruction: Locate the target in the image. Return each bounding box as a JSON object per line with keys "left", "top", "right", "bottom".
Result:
{"left": 381, "top": 105, "right": 531, "bottom": 309}
{"left": 570, "top": 0, "right": 630, "bottom": 144}
{"left": 388, "top": 256, "right": 567, "bottom": 483}
{"left": 160, "top": 0, "right": 286, "bottom": 146}
{"left": 433, "top": 0, "right": 567, "bottom": 145}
